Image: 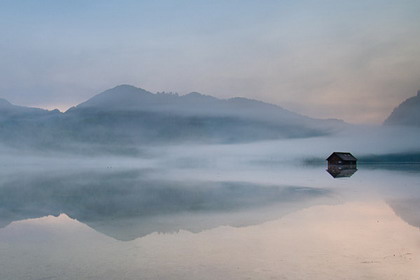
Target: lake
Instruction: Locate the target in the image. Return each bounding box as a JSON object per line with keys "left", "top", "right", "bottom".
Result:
{"left": 0, "top": 155, "right": 419, "bottom": 280}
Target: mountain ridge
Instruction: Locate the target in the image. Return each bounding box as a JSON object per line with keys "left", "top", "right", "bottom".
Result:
{"left": 1, "top": 84, "right": 338, "bottom": 123}
{"left": 70, "top": 84, "right": 326, "bottom": 124}
{"left": 0, "top": 85, "right": 345, "bottom": 151}
{"left": 384, "top": 90, "right": 420, "bottom": 126}
{"left": 0, "top": 97, "right": 58, "bottom": 122}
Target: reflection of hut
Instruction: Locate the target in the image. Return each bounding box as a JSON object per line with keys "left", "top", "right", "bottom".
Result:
{"left": 326, "top": 152, "right": 357, "bottom": 168}
{"left": 327, "top": 165, "right": 357, "bottom": 178}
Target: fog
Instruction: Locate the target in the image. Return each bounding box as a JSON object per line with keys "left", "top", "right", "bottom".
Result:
{"left": 1, "top": 123, "right": 420, "bottom": 240}
{"left": 2, "top": 1, "right": 420, "bottom": 278}
{"left": 2, "top": 98, "right": 420, "bottom": 238}
{"left": 1, "top": 121, "right": 420, "bottom": 279}
{"left": 0, "top": 118, "right": 420, "bottom": 162}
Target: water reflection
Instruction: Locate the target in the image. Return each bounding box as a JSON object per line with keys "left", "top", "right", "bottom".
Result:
{"left": 1, "top": 201, "right": 419, "bottom": 280}
{"left": 0, "top": 169, "right": 331, "bottom": 240}
{"left": 388, "top": 198, "right": 420, "bottom": 228}
{"left": 326, "top": 166, "right": 358, "bottom": 178}
{"left": 1, "top": 164, "right": 420, "bottom": 280}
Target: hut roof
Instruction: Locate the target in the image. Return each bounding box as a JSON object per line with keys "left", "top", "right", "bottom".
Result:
{"left": 327, "top": 152, "right": 357, "bottom": 161}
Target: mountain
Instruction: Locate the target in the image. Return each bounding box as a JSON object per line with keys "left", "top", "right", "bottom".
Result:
{"left": 0, "top": 98, "right": 62, "bottom": 149}
{"left": 384, "top": 90, "right": 420, "bottom": 126}
{"left": 0, "top": 98, "right": 57, "bottom": 120}
{"left": 75, "top": 85, "right": 158, "bottom": 110}
{"left": 0, "top": 98, "right": 12, "bottom": 107}
{"left": 65, "top": 85, "right": 344, "bottom": 144}
{"left": 0, "top": 85, "right": 345, "bottom": 151}
{"left": 74, "top": 85, "right": 305, "bottom": 122}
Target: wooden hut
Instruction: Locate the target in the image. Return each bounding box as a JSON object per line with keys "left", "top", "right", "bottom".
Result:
{"left": 326, "top": 152, "right": 357, "bottom": 168}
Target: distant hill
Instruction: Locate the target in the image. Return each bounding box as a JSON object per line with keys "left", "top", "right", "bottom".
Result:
{"left": 66, "top": 85, "right": 344, "bottom": 145}
{"left": 0, "top": 98, "right": 61, "bottom": 149}
{"left": 384, "top": 90, "right": 420, "bottom": 126}
{"left": 0, "top": 98, "right": 56, "bottom": 120}
{"left": 74, "top": 85, "right": 309, "bottom": 123}
{"left": 0, "top": 85, "right": 345, "bottom": 152}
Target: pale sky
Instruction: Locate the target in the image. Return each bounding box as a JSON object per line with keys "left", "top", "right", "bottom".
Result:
{"left": 1, "top": 0, "right": 419, "bottom": 123}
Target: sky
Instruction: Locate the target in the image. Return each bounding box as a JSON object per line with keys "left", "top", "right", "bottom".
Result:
{"left": 0, "top": 0, "right": 419, "bottom": 124}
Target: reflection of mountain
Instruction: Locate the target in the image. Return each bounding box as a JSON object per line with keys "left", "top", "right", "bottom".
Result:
{"left": 0, "top": 169, "right": 331, "bottom": 241}
{"left": 388, "top": 199, "right": 420, "bottom": 228}
{"left": 0, "top": 85, "right": 343, "bottom": 151}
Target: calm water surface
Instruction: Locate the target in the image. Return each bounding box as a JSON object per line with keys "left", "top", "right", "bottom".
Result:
{"left": 0, "top": 159, "right": 419, "bottom": 280}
